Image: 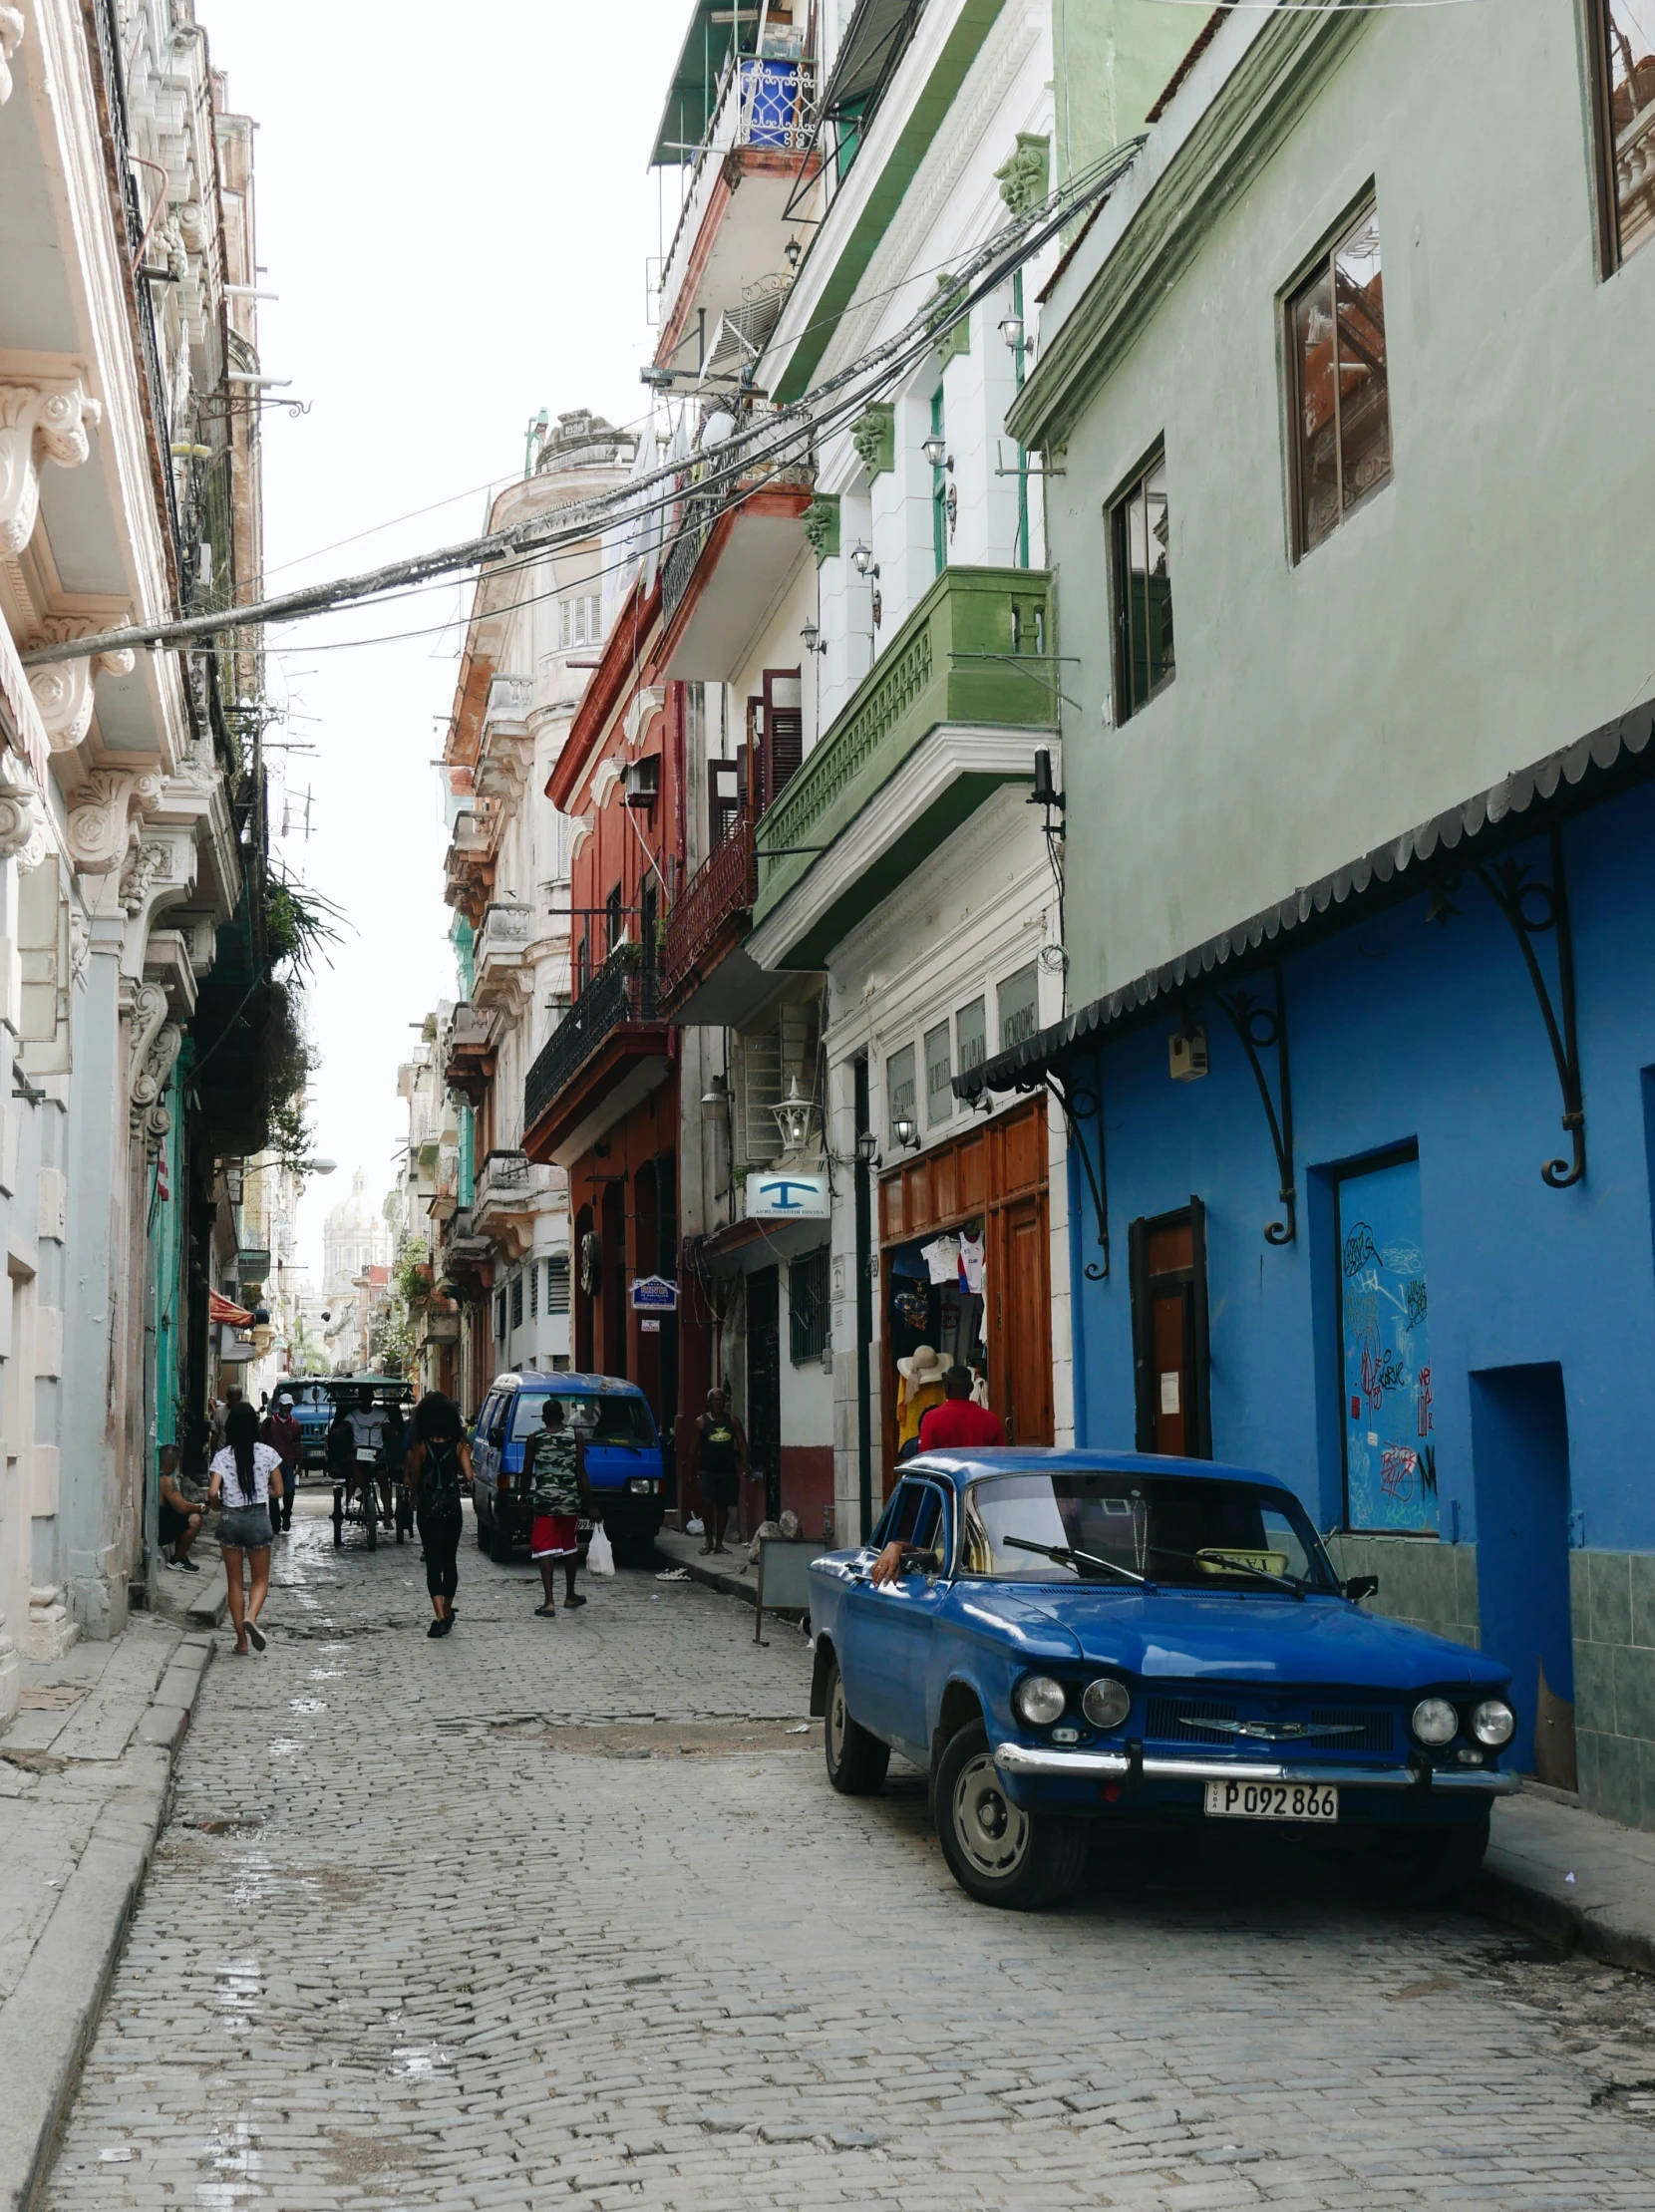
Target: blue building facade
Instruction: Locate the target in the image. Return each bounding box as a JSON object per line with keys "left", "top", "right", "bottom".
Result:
{"left": 965, "top": 726, "right": 1655, "bottom": 1826}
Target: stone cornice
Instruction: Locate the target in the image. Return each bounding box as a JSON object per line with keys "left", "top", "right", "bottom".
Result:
{"left": 1008, "top": 5, "right": 1370, "bottom": 452}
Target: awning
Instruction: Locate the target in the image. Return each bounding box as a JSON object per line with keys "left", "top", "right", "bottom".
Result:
{"left": 956, "top": 696, "right": 1655, "bottom": 1102}
{"left": 209, "top": 1290, "right": 255, "bottom": 1328}
{"left": 820, "top": 0, "right": 926, "bottom": 117}
{"left": 650, "top": 0, "right": 742, "bottom": 164}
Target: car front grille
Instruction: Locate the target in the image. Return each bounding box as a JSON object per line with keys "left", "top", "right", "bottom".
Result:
{"left": 1145, "top": 1696, "right": 1395, "bottom": 1753}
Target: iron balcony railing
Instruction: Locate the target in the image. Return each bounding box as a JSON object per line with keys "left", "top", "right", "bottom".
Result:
{"left": 524, "top": 946, "right": 660, "bottom": 1135}
{"left": 660, "top": 54, "right": 818, "bottom": 316}
{"left": 662, "top": 816, "right": 758, "bottom": 1002}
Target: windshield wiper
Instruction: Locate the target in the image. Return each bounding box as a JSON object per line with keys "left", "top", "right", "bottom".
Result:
{"left": 1156, "top": 1547, "right": 1307, "bottom": 1598}
{"left": 1003, "top": 1535, "right": 1153, "bottom": 1587}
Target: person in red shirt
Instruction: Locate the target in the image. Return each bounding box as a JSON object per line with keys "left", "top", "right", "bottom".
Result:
{"left": 871, "top": 1371, "right": 1005, "bottom": 1585}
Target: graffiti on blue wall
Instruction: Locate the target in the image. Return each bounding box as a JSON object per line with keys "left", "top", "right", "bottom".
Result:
{"left": 1337, "top": 1152, "right": 1438, "bottom": 1531}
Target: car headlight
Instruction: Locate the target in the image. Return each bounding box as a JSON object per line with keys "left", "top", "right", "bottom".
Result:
{"left": 1411, "top": 1696, "right": 1459, "bottom": 1746}
{"left": 626, "top": 1477, "right": 658, "bottom": 1494}
{"left": 1472, "top": 1698, "right": 1514, "bottom": 1746}
{"left": 1013, "top": 1674, "right": 1068, "bottom": 1727}
{"left": 1081, "top": 1677, "right": 1132, "bottom": 1731}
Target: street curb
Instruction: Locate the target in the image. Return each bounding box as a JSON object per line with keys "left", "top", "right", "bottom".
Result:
{"left": 0, "top": 1635, "right": 214, "bottom": 2212}
{"left": 1473, "top": 1862, "right": 1655, "bottom": 1979}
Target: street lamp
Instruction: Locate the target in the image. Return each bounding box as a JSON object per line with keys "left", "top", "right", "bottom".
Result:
{"left": 770, "top": 1077, "right": 818, "bottom": 1153}
{"left": 849, "top": 541, "right": 879, "bottom": 580}
{"left": 998, "top": 314, "right": 1034, "bottom": 357}
{"left": 701, "top": 1074, "right": 730, "bottom": 1119}
{"left": 891, "top": 1110, "right": 920, "bottom": 1151}
{"left": 800, "top": 618, "right": 827, "bottom": 656}
{"left": 921, "top": 436, "right": 953, "bottom": 471}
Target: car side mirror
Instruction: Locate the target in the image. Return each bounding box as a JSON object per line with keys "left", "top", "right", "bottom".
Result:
{"left": 1343, "top": 1574, "right": 1379, "bottom": 1603}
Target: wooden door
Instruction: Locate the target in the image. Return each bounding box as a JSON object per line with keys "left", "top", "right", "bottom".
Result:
{"left": 1128, "top": 1202, "right": 1211, "bottom": 1456}
{"left": 999, "top": 1193, "right": 1053, "bottom": 1445}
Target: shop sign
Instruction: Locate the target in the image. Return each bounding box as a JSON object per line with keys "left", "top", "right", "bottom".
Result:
{"left": 747, "top": 1171, "right": 829, "bottom": 1220}
{"left": 629, "top": 1275, "right": 679, "bottom": 1312}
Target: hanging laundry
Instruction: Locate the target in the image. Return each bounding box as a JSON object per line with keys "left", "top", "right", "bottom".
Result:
{"left": 920, "top": 1233, "right": 961, "bottom": 1285}
{"left": 958, "top": 1230, "right": 985, "bottom": 1295}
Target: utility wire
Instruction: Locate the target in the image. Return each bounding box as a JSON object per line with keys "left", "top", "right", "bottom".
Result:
{"left": 21, "top": 140, "right": 1146, "bottom": 674}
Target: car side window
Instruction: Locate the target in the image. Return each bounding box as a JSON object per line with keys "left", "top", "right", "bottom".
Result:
{"left": 491, "top": 1397, "right": 511, "bottom": 1446}
{"left": 476, "top": 1396, "right": 496, "bottom": 1445}
{"left": 879, "top": 1480, "right": 948, "bottom": 1566}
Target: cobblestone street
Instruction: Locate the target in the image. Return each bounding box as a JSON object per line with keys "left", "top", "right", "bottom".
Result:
{"left": 38, "top": 1500, "right": 1655, "bottom": 2211}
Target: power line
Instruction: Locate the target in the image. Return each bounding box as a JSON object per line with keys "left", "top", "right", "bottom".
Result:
{"left": 20, "top": 141, "right": 1146, "bottom": 674}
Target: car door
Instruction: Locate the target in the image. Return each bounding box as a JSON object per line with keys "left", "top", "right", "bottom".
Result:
{"left": 473, "top": 1395, "right": 497, "bottom": 1511}
{"left": 838, "top": 1479, "right": 949, "bottom": 1754}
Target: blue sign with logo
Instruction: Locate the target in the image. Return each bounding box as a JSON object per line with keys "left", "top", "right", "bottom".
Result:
{"left": 748, "top": 1172, "right": 830, "bottom": 1220}
{"left": 628, "top": 1275, "right": 679, "bottom": 1312}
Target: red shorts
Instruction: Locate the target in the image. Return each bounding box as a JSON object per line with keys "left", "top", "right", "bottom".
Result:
{"left": 531, "top": 1512, "right": 578, "bottom": 1561}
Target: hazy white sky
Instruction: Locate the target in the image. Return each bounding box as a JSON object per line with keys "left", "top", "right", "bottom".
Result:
{"left": 204, "top": 0, "right": 687, "bottom": 1273}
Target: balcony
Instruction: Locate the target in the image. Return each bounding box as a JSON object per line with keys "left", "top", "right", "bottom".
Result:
{"left": 444, "top": 804, "right": 496, "bottom": 914}
{"left": 442, "top": 1001, "right": 496, "bottom": 1105}
{"left": 522, "top": 945, "right": 669, "bottom": 1168}
{"left": 474, "top": 901, "right": 532, "bottom": 1013}
{"left": 660, "top": 456, "right": 816, "bottom": 678}
{"left": 657, "top": 52, "right": 820, "bottom": 363}
{"left": 661, "top": 816, "right": 774, "bottom": 1026}
{"left": 476, "top": 674, "right": 534, "bottom": 806}
{"left": 748, "top": 566, "right": 1058, "bottom": 971}
{"left": 473, "top": 1147, "right": 537, "bottom": 1260}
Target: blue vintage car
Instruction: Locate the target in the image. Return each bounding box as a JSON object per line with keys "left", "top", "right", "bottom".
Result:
{"left": 808, "top": 1449, "right": 1518, "bottom": 1910}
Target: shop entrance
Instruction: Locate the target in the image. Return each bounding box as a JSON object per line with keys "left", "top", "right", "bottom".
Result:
{"left": 1471, "top": 1362, "right": 1576, "bottom": 1784}
{"left": 1128, "top": 1202, "right": 1211, "bottom": 1456}
{"left": 878, "top": 1100, "right": 1052, "bottom": 1487}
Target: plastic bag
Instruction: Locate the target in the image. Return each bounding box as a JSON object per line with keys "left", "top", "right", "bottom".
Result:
{"left": 586, "top": 1523, "right": 616, "bottom": 1576}
{"left": 685, "top": 1515, "right": 704, "bottom": 1537}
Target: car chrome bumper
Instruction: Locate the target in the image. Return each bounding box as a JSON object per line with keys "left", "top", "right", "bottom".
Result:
{"left": 991, "top": 1743, "right": 1520, "bottom": 1793}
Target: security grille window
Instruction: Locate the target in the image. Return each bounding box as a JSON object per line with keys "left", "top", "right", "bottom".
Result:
{"left": 529, "top": 1263, "right": 538, "bottom": 1321}
{"left": 496, "top": 1290, "right": 508, "bottom": 1343}
{"left": 1110, "top": 448, "right": 1173, "bottom": 719}
{"left": 546, "top": 1253, "right": 571, "bottom": 1315}
{"left": 558, "top": 592, "right": 603, "bottom": 650}
{"left": 510, "top": 1273, "right": 523, "bottom": 1330}
{"left": 886, "top": 1044, "right": 917, "bottom": 1145}
{"left": 789, "top": 1246, "right": 830, "bottom": 1364}
{"left": 732, "top": 1027, "right": 784, "bottom": 1167}
{"left": 956, "top": 997, "right": 987, "bottom": 1077}
{"left": 1287, "top": 202, "right": 1392, "bottom": 558}
{"left": 924, "top": 1021, "right": 952, "bottom": 1127}
{"left": 997, "top": 964, "right": 1040, "bottom": 1053}
{"left": 1590, "top": 0, "right": 1655, "bottom": 268}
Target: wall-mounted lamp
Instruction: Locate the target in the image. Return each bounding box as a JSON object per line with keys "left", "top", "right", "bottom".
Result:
{"left": 770, "top": 1077, "right": 818, "bottom": 1152}
{"left": 785, "top": 236, "right": 803, "bottom": 270}
{"left": 890, "top": 1110, "right": 920, "bottom": 1151}
{"left": 701, "top": 1073, "right": 730, "bottom": 1120}
{"left": 849, "top": 541, "right": 879, "bottom": 580}
{"left": 800, "top": 618, "right": 828, "bottom": 656}
{"left": 998, "top": 314, "right": 1035, "bottom": 357}
{"left": 853, "top": 1130, "right": 880, "bottom": 1168}
{"left": 921, "top": 436, "right": 953, "bottom": 472}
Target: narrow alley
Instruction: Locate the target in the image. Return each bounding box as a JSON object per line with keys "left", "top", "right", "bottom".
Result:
{"left": 35, "top": 1502, "right": 1655, "bottom": 2212}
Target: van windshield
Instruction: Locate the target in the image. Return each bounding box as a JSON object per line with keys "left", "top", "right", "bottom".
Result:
{"left": 507, "top": 1392, "right": 656, "bottom": 1447}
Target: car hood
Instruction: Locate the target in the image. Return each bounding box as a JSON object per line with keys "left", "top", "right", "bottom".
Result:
{"left": 950, "top": 1586, "right": 1507, "bottom": 1691}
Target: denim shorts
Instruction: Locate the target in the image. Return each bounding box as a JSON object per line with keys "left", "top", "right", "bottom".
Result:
{"left": 217, "top": 1502, "right": 272, "bottom": 1550}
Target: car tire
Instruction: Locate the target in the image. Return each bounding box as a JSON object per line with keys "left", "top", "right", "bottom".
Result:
{"left": 823, "top": 1650, "right": 889, "bottom": 1796}
{"left": 933, "top": 1720, "right": 1089, "bottom": 1910}
{"left": 491, "top": 1519, "right": 515, "bottom": 1565}
{"left": 475, "top": 1504, "right": 491, "bottom": 1551}
{"left": 1365, "top": 1810, "right": 1491, "bottom": 1906}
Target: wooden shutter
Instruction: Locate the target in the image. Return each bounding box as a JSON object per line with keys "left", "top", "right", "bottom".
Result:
{"left": 764, "top": 669, "right": 804, "bottom": 801}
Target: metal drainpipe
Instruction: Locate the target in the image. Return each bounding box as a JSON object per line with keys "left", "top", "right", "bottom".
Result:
{"left": 853, "top": 1056, "right": 872, "bottom": 1541}
{"left": 1013, "top": 271, "right": 1031, "bottom": 569}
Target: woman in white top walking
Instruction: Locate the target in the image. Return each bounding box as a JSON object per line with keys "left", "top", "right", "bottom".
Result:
{"left": 208, "top": 1400, "right": 284, "bottom": 1656}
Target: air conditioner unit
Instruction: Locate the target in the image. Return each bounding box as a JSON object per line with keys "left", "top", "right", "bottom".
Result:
{"left": 624, "top": 757, "right": 661, "bottom": 807}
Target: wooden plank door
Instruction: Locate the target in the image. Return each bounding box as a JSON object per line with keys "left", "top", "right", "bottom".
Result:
{"left": 998, "top": 1193, "right": 1053, "bottom": 1445}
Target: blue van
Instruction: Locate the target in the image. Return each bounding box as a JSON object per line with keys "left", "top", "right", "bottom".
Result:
{"left": 470, "top": 1372, "right": 665, "bottom": 1567}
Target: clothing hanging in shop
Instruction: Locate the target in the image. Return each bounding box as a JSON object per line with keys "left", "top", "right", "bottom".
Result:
{"left": 920, "top": 1233, "right": 961, "bottom": 1286}
{"left": 958, "top": 1230, "right": 984, "bottom": 1296}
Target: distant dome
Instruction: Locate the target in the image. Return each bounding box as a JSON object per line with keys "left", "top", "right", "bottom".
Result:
{"left": 324, "top": 1167, "right": 382, "bottom": 1241}
{"left": 321, "top": 1168, "right": 393, "bottom": 1294}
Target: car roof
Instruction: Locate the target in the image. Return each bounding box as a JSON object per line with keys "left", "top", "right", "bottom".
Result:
{"left": 490, "top": 1372, "right": 650, "bottom": 1402}
{"left": 899, "top": 1448, "right": 1296, "bottom": 1495}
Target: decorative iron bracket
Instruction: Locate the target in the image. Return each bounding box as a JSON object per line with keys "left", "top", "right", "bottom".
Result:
{"left": 1468, "top": 826, "right": 1586, "bottom": 1189}
{"left": 1208, "top": 967, "right": 1296, "bottom": 1245}
{"left": 1022, "top": 1067, "right": 1110, "bottom": 1279}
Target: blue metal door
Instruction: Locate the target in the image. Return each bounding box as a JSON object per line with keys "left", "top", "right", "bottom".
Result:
{"left": 1336, "top": 1153, "right": 1438, "bottom": 1531}
{"left": 1472, "top": 1364, "right": 1576, "bottom": 1781}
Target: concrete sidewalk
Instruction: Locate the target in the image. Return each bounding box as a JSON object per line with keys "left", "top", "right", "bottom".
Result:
{"left": 0, "top": 1615, "right": 214, "bottom": 2212}
{"left": 656, "top": 1526, "right": 1655, "bottom": 1974}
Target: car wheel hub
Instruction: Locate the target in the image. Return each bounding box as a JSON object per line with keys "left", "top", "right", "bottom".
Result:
{"left": 828, "top": 1677, "right": 846, "bottom": 1767}
{"left": 953, "top": 1752, "right": 1030, "bottom": 1878}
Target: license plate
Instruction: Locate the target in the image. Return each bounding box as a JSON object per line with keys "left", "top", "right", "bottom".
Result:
{"left": 1203, "top": 1778, "right": 1338, "bottom": 1822}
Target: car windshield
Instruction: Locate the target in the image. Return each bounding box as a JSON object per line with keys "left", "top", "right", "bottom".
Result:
{"left": 507, "top": 1392, "right": 655, "bottom": 1447}
{"left": 961, "top": 1471, "right": 1337, "bottom": 1591}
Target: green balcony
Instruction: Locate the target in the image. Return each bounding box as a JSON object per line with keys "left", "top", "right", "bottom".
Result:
{"left": 750, "top": 565, "right": 1055, "bottom": 969}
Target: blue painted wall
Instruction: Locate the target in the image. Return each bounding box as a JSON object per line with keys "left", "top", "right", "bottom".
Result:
{"left": 1068, "top": 783, "right": 1655, "bottom": 1557}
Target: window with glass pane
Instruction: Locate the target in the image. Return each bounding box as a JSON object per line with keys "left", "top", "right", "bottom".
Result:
{"left": 1110, "top": 449, "right": 1173, "bottom": 719}
{"left": 886, "top": 1044, "right": 916, "bottom": 1144}
{"left": 1593, "top": 0, "right": 1655, "bottom": 266}
{"left": 956, "top": 997, "right": 987, "bottom": 1076}
{"left": 997, "top": 964, "right": 1040, "bottom": 1052}
{"left": 924, "top": 1022, "right": 952, "bottom": 1126}
{"left": 1287, "top": 203, "right": 1391, "bottom": 557}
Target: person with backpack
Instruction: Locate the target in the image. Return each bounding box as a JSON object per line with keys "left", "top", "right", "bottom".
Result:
{"left": 407, "top": 1392, "right": 470, "bottom": 1639}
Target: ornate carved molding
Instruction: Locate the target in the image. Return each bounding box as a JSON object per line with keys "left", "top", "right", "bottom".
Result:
{"left": 0, "top": 381, "right": 103, "bottom": 557}
{"left": 67, "top": 768, "right": 163, "bottom": 873}
{"left": 129, "top": 979, "right": 181, "bottom": 1149}
{"left": 0, "top": 762, "right": 49, "bottom": 870}
{"left": 0, "top": 7, "right": 23, "bottom": 108}
{"left": 119, "top": 839, "right": 169, "bottom": 916}
{"left": 623, "top": 685, "right": 666, "bottom": 752}
{"left": 26, "top": 618, "right": 136, "bottom": 753}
